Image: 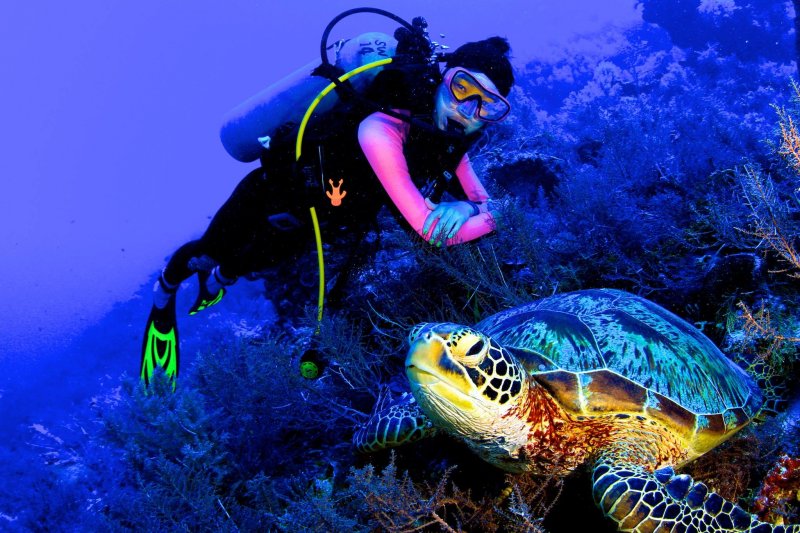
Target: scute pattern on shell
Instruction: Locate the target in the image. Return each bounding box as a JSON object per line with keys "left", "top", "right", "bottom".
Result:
{"left": 476, "top": 289, "right": 762, "bottom": 420}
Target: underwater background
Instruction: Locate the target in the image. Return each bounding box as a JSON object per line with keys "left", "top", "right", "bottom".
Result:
{"left": 2, "top": 0, "right": 800, "bottom": 531}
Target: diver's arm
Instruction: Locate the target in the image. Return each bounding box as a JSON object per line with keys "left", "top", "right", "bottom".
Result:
{"left": 358, "top": 111, "right": 495, "bottom": 245}
{"left": 455, "top": 154, "right": 493, "bottom": 213}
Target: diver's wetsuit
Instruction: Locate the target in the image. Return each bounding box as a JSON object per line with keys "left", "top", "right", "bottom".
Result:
{"left": 162, "top": 166, "right": 311, "bottom": 284}
{"left": 160, "top": 65, "right": 497, "bottom": 287}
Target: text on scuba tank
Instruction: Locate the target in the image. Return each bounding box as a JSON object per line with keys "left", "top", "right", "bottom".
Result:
{"left": 358, "top": 38, "right": 390, "bottom": 58}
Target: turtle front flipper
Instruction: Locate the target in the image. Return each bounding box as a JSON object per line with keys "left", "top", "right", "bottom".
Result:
{"left": 591, "top": 451, "right": 799, "bottom": 532}
{"left": 353, "top": 392, "right": 437, "bottom": 453}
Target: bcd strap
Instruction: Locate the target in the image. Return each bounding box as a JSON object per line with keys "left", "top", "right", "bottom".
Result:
{"left": 311, "top": 63, "right": 356, "bottom": 100}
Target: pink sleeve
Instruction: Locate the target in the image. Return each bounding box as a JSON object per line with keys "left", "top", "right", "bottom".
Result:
{"left": 358, "top": 111, "right": 496, "bottom": 245}
{"left": 455, "top": 153, "right": 491, "bottom": 203}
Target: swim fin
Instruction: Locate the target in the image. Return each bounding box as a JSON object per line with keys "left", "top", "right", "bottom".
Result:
{"left": 140, "top": 295, "right": 179, "bottom": 388}
{"left": 188, "top": 270, "right": 226, "bottom": 315}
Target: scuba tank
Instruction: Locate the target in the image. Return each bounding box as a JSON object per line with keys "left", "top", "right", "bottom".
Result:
{"left": 220, "top": 32, "right": 398, "bottom": 163}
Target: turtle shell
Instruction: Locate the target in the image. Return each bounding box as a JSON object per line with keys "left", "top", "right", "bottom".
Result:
{"left": 476, "top": 289, "right": 763, "bottom": 454}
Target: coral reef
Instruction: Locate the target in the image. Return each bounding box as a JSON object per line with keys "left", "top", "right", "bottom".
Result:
{"left": 754, "top": 455, "right": 800, "bottom": 525}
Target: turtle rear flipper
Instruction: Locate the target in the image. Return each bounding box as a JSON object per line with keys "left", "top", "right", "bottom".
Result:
{"left": 591, "top": 444, "right": 798, "bottom": 532}
{"left": 353, "top": 392, "right": 437, "bottom": 453}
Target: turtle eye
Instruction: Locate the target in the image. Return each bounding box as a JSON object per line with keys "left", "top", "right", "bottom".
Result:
{"left": 448, "top": 331, "right": 489, "bottom": 367}
{"left": 466, "top": 339, "right": 485, "bottom": 357}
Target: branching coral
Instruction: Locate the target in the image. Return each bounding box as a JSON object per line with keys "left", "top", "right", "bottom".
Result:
{"left": 737, "top": 302, "right": 800, "bottom": 363}
{"left": 728, "top": 83, "right": 800, "bottom": 397}
{"left": 776, "top": 82, "right": 800, "bottom": 174}
{"left": 496, "top": 473, "right": 564, "bottom": 532}
{"left": 736, "top": 82, "right": 800, "bottom": 278}
{"left": 359, "top": 466, "right": 468, "bottom": 532}
{"left": 683, "top": 434, "right": 761, "bottom": 503}
{"left": 736, "top": 165, "right": 800, "bottom": 277}
{"left": 345, "top": 457, "right": 560, "bottom": 532}
{"left": 778, "top": 112, "right": 800, "bottom": 174}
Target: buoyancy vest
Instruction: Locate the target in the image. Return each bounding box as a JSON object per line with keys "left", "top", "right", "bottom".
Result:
{"left": 280, "top": 64, "right": 480, "bottom": 229}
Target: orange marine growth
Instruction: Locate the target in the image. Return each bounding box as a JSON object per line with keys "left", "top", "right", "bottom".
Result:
{"left": 754, "top": 455, "right": 800, "bottom": 524}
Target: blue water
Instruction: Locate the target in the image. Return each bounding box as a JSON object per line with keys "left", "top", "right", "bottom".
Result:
{"left": 3, "top": 1, "right": 799, "bottom": 531}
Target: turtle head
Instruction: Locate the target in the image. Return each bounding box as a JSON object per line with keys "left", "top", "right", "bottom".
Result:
{"left": 406, "top": 323, "right": 530, "bottom": 455}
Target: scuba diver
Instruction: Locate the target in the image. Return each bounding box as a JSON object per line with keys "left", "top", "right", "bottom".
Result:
{"left": 140, "top": 11, "right": 514, "bottom": 387}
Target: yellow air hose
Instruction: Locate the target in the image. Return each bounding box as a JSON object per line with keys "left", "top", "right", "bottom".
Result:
{"left": 295, "top": 57, "right": 394, "bottom": 327}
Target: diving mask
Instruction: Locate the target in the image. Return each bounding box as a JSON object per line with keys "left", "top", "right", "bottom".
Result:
{"left": 444, "top": 68, "right": 511, "bottom": 122}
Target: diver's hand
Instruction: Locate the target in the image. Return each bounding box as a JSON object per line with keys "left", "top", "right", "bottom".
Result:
{"left": 422, "top": 199, "right": 474, "bottom": 245}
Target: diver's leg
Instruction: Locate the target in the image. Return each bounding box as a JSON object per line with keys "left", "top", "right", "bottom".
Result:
{"left": 195, "top": 168, "right": 271, "bottom": 279}
{"left": 188, "top": 266, "right": 236, "bottom": 315}
{"left": 198, "top": 166, "right": 308, "bottom": 282}
{"left": 141, "top": 167, "right": 273, "bottom": 385}
{"left": 152, "top": 270, "right": 178, "bottom": 309}
{"left": 141, "top": 239, "right": 207, "bottom": 387}
{"left": 181, "top": 167, "right": 272, "bottom": 313}
{"left": 159, "top": 239, "right": 205, "bottom": 300}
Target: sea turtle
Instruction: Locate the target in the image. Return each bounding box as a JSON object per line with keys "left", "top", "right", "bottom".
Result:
{"left": 354, "top": 289, "right": 798, "bottom": 532}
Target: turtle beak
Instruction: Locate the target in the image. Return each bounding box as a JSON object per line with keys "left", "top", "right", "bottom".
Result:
{"left": 406, "top": 337, "right": 445, "bottom": 386}
{"left": 406, "top": 336, "right": 476, "bottom": 410}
